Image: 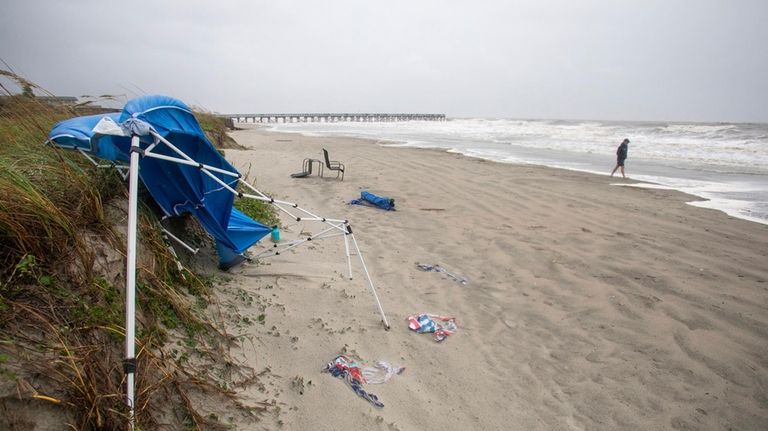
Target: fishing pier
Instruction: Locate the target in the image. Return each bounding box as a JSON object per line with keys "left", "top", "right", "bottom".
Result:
{"left": 222, "top": 113, "right": 446, "bottom": 123}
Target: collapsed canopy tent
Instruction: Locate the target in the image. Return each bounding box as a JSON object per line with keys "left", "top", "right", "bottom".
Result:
{"left": 48, "top": 95, "right": 270, "bottom": 269}
{"left": 47, "top": 95, "right": 389, "bottom": 427}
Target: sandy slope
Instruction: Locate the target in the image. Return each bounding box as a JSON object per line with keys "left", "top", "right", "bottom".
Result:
{"left": 220, "top": 126, "right": 768, "bottom": 430}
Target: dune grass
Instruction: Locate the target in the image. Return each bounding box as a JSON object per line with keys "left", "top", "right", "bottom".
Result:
{"left": 195, "top": 110, "right": 244, "bottom": 150}
{"left": 0, "top": 71, "right": 268, "bottom": 429}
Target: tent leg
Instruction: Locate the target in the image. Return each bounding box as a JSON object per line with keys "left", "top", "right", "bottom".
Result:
{"left": 349, "top": 232, "right": 390, "bottom": 330}
{"left": 124, "top": 135, "right": 140, "bottom": 429}
{"left": 343, "top": 228, "right": 353, "bottom": 280}
{"left": 161, "top": 228, "right": 199, "bottom": 254}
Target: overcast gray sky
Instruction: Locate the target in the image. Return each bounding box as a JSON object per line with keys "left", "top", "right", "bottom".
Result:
{"left": 2, "top": 0, "right": 766, "bottom": 122}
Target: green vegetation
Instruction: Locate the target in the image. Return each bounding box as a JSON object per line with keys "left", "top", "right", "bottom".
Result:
{"left": 234, "top": 184, "right": 281, "bottom": 228}
{"left": 0, "top": 71, "right": 268, "bottom": 430}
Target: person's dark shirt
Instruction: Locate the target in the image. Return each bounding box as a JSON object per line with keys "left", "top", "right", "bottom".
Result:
{"left": 617, "top": 142, "right": 628, "bottom": 161}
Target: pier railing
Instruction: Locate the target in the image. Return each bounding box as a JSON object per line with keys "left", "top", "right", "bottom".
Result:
{"left": 220, "top": 113, "right": 446, "bottom": 123}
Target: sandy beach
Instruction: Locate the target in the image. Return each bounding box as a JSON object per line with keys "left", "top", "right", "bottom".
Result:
{"left": 219, "top": 126, "right": 768, "bottom": 430}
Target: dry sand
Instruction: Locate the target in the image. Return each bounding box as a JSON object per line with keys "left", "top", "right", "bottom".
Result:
{"left": 219, "top": 126, "right": 768, "bottom": 430}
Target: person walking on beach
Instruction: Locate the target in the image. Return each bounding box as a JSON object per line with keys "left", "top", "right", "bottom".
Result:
{"left": 611, "top": 138, "right": 630, "bottom": 178}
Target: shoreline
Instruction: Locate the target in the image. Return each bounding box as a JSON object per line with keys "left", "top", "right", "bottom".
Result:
{"left": 243, "top": 124, "right": 768, "bottom": 231}
{"left": 222, "top": 125, "right": 768, "bottom": 430}
{"left": 251, "top": 122, "right": 768, "bottom": 227}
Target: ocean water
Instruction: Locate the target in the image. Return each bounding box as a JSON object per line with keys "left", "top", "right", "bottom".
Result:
{"left": 266, "top": 119, "right": 768, "bottom": 225}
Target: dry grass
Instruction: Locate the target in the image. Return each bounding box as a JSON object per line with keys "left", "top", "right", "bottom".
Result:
{"left": 0, "top": 70, "right": 266, "bottom": 429}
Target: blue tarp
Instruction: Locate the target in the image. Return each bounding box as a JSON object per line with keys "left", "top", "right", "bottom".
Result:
{"left": 47, "top": 95, "right": 271, "bottom": 269}
{"left": 350, "top": 191, "right": 396, "bottom": 211}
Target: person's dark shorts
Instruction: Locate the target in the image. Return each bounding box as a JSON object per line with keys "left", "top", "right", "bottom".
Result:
{"left": 617, "top": 158, "right": 625, "bottom": 167}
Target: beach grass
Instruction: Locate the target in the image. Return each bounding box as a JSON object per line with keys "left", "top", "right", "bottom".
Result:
{"left": 0, "top": 71, "right": 268, "bottom": 429}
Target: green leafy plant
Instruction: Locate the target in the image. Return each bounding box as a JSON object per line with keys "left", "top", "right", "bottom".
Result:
{"left": 233, "top": 184, "right": 280, "bottom": 227}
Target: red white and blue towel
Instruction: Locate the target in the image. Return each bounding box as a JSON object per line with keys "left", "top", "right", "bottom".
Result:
{"left": 324, "top": 355, "right": 404, "bottom": 408}
{"left": 406, "top": 313, "right": 458, "bottom": 342}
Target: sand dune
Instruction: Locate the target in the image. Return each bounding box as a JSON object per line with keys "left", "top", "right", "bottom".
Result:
{"left": 221, "top": 126, "right": 768, "bottom": 430}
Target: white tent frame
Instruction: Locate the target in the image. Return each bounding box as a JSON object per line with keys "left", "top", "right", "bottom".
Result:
{"left": 47, "top": 140, "right": 131, "bottom": 180}
{"left": 112, "top": 129, "right": 391, "bottom": 427}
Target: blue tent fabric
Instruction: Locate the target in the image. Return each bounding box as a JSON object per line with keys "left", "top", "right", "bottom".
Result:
{"left": 47, "top": 95, "right": 270, "bottom": 268}
{"left": 215, "top": 207, "right": 272, "bottom": 270}
{"left": 226, "top": 207, "right": 272, "bottom": 254}
{"left": 350, "top": 191, "right": 396, "bottom": 211}
{"left": 48, "top": 112, "right": 128, "bottom": 161}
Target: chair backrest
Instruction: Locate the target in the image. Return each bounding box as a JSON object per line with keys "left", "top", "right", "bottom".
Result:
{"left": 323, "top": 148, "right": 331, "bottom": 168}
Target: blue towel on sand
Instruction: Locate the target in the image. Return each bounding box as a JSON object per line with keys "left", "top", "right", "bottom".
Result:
{"left": 350, "top": 191, "right": 395, "bottom": 211}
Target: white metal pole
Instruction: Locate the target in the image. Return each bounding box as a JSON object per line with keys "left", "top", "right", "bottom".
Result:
{"left": 343, "top": 227, "right": 353, "bottom": 280}
{"left": 251, "top": 224, "right": 339, "bottom": 258}
{"left": 349, "top": 231, "right": 390, "bottom": 329}
{"left": 124, "top": 134, "right": 140, "bottom": 429}
{"left": 160, "top": 228, "right": 199, "bottom": 254}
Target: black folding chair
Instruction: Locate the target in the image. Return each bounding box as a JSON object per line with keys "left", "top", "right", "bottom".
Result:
{"left": 322, "top": 148, "right": 345, "bottom": 180}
